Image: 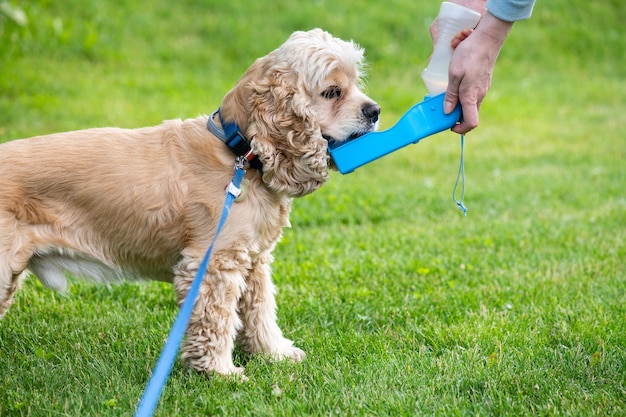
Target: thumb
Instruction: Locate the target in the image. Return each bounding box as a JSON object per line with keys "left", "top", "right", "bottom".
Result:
{"left": 443, "top": 70, "right": 461, "bottom": 114}
{"left": 443, "top": 88, "right": 459, "bottom": 114}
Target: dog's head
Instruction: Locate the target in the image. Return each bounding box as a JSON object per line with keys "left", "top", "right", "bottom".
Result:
{"left": 220, "top": 28, "right": 380, "bottom": 198}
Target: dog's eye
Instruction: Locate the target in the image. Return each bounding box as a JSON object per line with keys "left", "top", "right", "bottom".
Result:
{"left": 322, "top": 86, "right": 342, "bottom": 100}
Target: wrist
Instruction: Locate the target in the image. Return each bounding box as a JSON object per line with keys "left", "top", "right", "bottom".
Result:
{"left": 474, "top": 11, "right": 514, "bottom": 45}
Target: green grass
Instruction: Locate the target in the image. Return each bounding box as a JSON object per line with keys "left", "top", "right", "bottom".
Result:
{"left": 1, "top": 0, "right": 625, "bottom": 415}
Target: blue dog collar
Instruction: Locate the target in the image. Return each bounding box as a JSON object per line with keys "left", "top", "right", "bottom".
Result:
{"left": 207, "top": 109, "right": 262, "bottom": 170}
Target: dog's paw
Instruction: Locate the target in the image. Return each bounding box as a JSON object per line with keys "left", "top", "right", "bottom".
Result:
{"left": 281, "top": 346, "right": 306, "bottom": 362}
{"left": 270, "top": 339, "right": 306, "bottom": 362}
{"left": 186, "top": 355, "right": 248, "bottom": 381}
{"left": 217, "top": 366, "right": 249, "bottom": 382}
{"left": 207, "top": 365, "right": 249, "bottom": 382}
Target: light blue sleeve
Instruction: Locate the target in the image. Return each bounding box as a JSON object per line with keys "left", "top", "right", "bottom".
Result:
{"left": 486, "top": 0, "right": 536, "bottom": 21}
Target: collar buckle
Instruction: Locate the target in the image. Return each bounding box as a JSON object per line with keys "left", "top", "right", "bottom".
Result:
{"left": 224, "top": 129, "right": 252, "bottom": 157}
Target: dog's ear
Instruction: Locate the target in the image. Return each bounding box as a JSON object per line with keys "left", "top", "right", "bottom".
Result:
{"left": 222, "top": 57, "right": 328, "bottom": 198}
{"left": 249, "top": 67, "right": 329, "bottom": 197}
{"left": 220, "top": 58, "right": 268, "bottom": 135}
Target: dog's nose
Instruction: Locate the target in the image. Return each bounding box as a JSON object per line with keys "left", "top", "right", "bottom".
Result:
{"left": 362, "top": 103, "right": 381, "bottom": 124}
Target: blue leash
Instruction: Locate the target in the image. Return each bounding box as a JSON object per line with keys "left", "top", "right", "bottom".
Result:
{"left": 134, "top": 158, "right": 247, "bottom": 417}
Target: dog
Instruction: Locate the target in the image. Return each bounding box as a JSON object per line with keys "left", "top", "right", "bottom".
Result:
{"left": 0, "top": 28, "right": 380, "bottom": 377}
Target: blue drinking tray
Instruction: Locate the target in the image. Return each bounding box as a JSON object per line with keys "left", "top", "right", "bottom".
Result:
{"left": 328, "top": 92, "right": 461, "bottom": 174}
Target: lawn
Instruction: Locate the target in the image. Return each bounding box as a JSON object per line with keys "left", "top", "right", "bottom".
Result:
{"left": 1, "top": 0, "right": 625, "bottom": 416}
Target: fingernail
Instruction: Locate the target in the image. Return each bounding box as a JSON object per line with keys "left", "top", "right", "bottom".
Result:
{"left": 444, "top": 101, "right": 454, "bottom": 114}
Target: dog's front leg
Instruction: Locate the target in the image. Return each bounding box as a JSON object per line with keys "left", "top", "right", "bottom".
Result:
{"left": 174, "top": 252, "right": 247, "bottom": 378}
{"left": 237, "top": 251, "right": 305, "bottom": 362}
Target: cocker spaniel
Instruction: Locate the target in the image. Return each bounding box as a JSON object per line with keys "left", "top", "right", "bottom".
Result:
{"left": 0, "top": 28, "right": 380, "bottom": 377}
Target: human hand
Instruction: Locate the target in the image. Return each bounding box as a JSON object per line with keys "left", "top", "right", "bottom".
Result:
{"left": 443, "top": 12, "right": 513, "bottom": 134}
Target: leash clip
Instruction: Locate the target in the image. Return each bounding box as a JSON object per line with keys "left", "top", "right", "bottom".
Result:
{"left": 235, "top": 149, "right": 256, "bottom": 171}
{"left": 235, "top": 155, "right": 247, "bottom": 171}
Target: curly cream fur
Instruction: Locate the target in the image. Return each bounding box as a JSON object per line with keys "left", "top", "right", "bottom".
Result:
{"left": 0, "top": 29, "right": 378, "bottom": 378}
